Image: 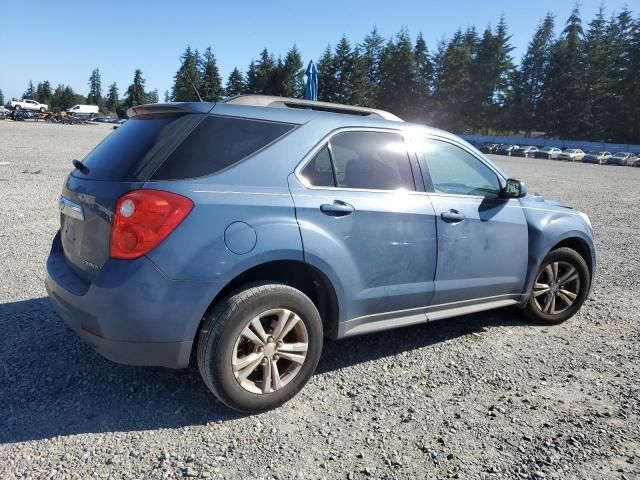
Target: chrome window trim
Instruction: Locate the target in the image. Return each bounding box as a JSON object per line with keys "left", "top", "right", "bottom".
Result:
{"left": 293, "top": 127, "right": 511, "bottom": 200}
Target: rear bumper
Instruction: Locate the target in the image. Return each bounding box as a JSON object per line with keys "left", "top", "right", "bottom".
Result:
{"left": 47, "top": 288, "right": 193, "bottom": 368}
{"left": 45, "top": 232, "right": 219, "bottom": 369}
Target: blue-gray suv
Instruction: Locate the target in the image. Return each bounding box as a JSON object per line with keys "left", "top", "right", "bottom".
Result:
{"left": 46, "top": 95, "right": 596, "bottom": 412}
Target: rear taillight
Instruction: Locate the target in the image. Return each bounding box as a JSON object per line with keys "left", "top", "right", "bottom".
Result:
{"left": 110, "top": 189, "right": 193, "bottom": 259}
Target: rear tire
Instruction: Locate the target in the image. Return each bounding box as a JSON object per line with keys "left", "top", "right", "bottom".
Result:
{"left": 197, "top": 282, "right": 323, "bottom": 413}
{"left": 524, "top": 247, "right": 590, "bottom": 325}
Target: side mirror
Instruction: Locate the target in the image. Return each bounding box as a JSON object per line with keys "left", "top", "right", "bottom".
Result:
{"left": 502, "top": 178, "right": 527, "bottom": 198}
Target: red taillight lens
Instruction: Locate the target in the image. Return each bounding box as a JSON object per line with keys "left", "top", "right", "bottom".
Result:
{"left": 110, "top": 189, "right": 193, "bottom": 259}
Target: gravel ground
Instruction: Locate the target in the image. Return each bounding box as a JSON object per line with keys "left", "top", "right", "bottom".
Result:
{"left": 0, "top": 120, "right": 639, "bottom": 480}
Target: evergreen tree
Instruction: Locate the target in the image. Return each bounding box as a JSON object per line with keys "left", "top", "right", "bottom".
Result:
{"left": 349, "top": 46, "right": 370, "bottom": 106}
{"left": 61, "top": 86, "right": 79, "bottom": 109}
{"left": 493, "top": 17, "right": 516, "bottom": 126}
{"left": 23, "top": 81, "right": 36, "bottom": 99}
{"left": 432, "top": 30, "right": 476, "bottom": 131}
{"left": 378, "top": 29, "right": 418, "bottom": 119}
{"left": 49, "top": 84, "right": 65, "bottom": 110}
{"left": 35, "top": 81, "right": 52, "bottom": 105}
{"left": 125, "top": 69, "right": 147, "bottom": 107}
{"left": 266, "top": 57, "right": 288, "bottom": 96}
{"left": 513, "top": 13, "right": 556, "bottom": 134}
{"left": 245, "top": 49, "right": 276, "bottom": 94}
{"left": 200, "top": 46, "right": 223, "bottom": 102}
{"left": 413, "top": 32, "right": 434, "bottom": 121}
{"left": 106, "top": 83, "right": 119, "bottom": 112}
{"left": 543, "top": 5, "right": 587, "bottom": 138}
{"left": 225, "top": 68, "right": 245, "bottom": 97}
{"left": 172, "top": 46, "right": 202, "bottom": 101}
{"left": 317, "top": 45, "right": 338, "bottom": 102}
{"left": 605, "top": 8, "right": 637, "bottom": 141}
{"left": 87, "top": 68, "right": 103, "bottom": 105}
{"left": 146, "top": 89, "right": 159, "bottom": 104}
{"left": 333, "top": 36, "right": 355, "bottom": 104}
{"left": 0, "top": 89, "right": 4, "bottom": 105}
{"left": 361, "top": 27, "right": 385, "bottom": 106}
{"left": 623, "top": 14, "right": 640, "bottom": 142}
{"left": 582, "top": 7, "right": 612, "bottom": 139}
{"left": 282, "top": 45, "right": 304, "bottom": 97}
{"left": 164, "top": 90, "right": 171, "bottom": 102}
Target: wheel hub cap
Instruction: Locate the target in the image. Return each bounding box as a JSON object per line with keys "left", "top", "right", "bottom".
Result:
{"left": 231, "top": 308, "right": 309, "bottom": 394}
{"left": 264, "top": 342, "right": 276, "bottom": 357}
{"left": 532, "top": 261, "right": 581, "bottom": 315}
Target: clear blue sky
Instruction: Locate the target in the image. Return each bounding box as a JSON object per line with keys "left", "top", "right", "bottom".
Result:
{"left": 0, "top": 0, "right": 635, "bottom": 101}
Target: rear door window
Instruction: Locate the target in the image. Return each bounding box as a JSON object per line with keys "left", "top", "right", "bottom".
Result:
{"left": 327, "top": 131, "right": 415, "bottom": 191}
{"left": 151, "top": 116, "right": 296, "bottom": 180}
{"left": 300, "top": 146, "right": 336, "bottom": 187}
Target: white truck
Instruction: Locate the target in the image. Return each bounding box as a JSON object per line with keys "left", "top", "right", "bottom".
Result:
{"left": 67, "top": 104, "right": 99, "bottom": 116}
{"left": 10, "top": 99, "right": 48, "bottom": 112}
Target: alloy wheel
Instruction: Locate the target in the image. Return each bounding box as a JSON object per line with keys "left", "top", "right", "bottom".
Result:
{"left": 533, "top": 261, "right": 581, "bottom": 315}
{"left": 231, "top": 308, "right": 309, "bottom": 394}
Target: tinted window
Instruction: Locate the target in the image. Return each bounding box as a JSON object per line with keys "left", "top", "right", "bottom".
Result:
{"left": 328, "top": 131, "right": 414, "bottom": 191}
{"left": 301, "top": 146, "right": 335, "bottom": 187}
{"left": 153, "top": 115, "right": 295, "bottom": 180}
{"left": 78, "top": 115, "right": 201, "bottom": 181}
{"left": 421, "top": 139, "right": 501, "bottom": 198}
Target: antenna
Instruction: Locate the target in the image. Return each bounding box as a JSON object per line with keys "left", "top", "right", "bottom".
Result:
{"left": 178, "top": 56, "right": 203, "bottom": 102}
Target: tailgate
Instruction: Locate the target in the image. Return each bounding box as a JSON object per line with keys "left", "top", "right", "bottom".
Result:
{"left": 60, "top": 175, "right": 144, "bottom": 283}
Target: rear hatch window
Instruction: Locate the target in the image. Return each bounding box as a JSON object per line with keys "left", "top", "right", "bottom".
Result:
{"left": 74, "top": 114, "right": 203, "bottom": 181}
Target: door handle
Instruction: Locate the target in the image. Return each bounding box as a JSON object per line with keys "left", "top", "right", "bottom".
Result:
{"left": 441, "top": 209, "right": 465, "bottom": 223}
{"left": 320, "top": 201, "right": 355, "bottom": 217}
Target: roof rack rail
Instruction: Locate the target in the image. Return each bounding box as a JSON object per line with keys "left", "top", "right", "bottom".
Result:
{"left": 222, "top": 95, "right": 403, "bottom": 122}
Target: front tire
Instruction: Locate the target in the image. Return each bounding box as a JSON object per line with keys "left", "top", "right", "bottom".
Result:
{"left": 197, "top": 283, "right": 323, "bottom": 413}
{"left": 524, "top": 247, "right": 590, "bottom": 324}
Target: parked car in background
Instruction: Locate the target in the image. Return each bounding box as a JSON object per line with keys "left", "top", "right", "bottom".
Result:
{"left": 513, "top": 146, "right": 539, "bottom": 158}
{"left": 67, "top": 104, "right": 99, "bottom": 116}
{"left": 496, "top": 144, "right": 520, "bottom": 156}
{"left": 608, "top": 152, "right": 638, "bottom": 166}
{"left": 583, "top": 151, "right": 612, "bottom": 164}
{"left": 45, "top": 95, "right": 596, "bottom": 413}
{"left": 558, "top": 149, "right": 585, "bottom": 162}
{"left": 10, "top": 98, "right": 48, "bottom": 112}
{"left": 92, "top": 117, "right": 120, "bottom": 124}
{"left": 535, "top": 147, "right": 563, "bottom": 159}
{"left": 480, "top": 143, "right": 501, "bottom": 154}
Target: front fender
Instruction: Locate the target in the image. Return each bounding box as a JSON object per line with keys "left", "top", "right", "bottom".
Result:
{"left": 521, "top": 205, "right": 596, "bottom": 304}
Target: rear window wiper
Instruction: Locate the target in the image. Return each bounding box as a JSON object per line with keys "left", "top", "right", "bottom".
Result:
{"left": 72, "top": 159, "right": 90, "bottom": 174}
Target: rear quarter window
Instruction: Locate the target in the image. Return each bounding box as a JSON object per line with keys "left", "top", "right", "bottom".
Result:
{"left": 151, "top": 115, "right": 296, "bottom": 180}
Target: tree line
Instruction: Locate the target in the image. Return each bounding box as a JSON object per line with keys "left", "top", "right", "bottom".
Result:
{"left": 168, "top": 6, "right": 639, "bottom": 143}
{"left": 10, "top": 68, "right": 157, "bottom": 118}
{"left": 5, "top": 5, "right": 639, "bottom": 142}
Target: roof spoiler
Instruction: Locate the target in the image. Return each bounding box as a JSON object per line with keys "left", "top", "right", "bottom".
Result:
{"left": 223, "top": 95, "right": 403, "bottom": 122}
{"left": 127, "top": 102, "right": 215, "bottom": 118}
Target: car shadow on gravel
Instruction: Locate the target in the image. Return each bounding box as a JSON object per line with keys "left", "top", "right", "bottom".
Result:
{"left": 0, "top": 297, "right": 526, "bottom": 444}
